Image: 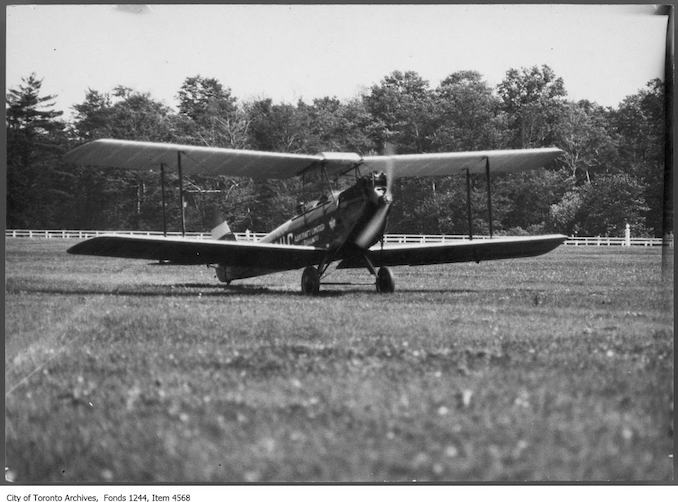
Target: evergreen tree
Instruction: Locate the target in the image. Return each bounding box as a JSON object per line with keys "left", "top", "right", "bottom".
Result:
{"left": 6, "top": 74, "right": 68, "bottom": 227}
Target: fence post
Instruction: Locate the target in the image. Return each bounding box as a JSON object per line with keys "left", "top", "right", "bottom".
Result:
{"left": 625, "top": 223, "right": 630, "bottom": 247}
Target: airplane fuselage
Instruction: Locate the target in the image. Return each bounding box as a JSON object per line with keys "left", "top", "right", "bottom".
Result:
{"left": 216, "top": 173, "right": 390, "bottom": 282}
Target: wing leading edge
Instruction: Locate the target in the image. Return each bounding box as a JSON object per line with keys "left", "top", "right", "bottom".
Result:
{"left": 337, "top": 235, "right": 567, "bottom": 268}
{"left": 67, "top": 235, "right": 326, "bottom": 269}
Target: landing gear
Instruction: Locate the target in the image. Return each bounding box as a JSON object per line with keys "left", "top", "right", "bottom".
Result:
{"left": 301, "top": 266, "right": 320, "bottom": 295}
{"left": 376, "top": 266, "right": 395, "bottom": 293}
{"left": 299, "top": 261, "right": 393, "bottom": 295}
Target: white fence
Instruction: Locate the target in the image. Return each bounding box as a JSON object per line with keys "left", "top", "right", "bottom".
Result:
{"left": 563, "top": 236, "right": 669, "bottom": 247}
{"left": 5, "top": 229, "right": 672, "bottom": 247}
{"left": 5, "top": 229, "right": 266, "bottom": 241}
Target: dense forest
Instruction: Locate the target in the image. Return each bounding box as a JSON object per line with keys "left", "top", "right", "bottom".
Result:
{"left": 5, "top": 65, "right": 671, "bottom": 237}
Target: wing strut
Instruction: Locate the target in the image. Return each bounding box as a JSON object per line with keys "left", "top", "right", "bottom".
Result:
{"left": 157, "top": 154, "right": 187, "bottom": 240}
{"left": 160, "top": 162, "right": 168, "bottom": 237}
{"left": 485, "top": 157, "right": 494, "bottom": 238}
{"left": 465, "top": 159, "right": 494, "bottom": 240}
{"left": 465, "top": 168, "right": 473, "bottom": 240}
{"left": 177, "top": 151, "right": 186, "bottom": 237}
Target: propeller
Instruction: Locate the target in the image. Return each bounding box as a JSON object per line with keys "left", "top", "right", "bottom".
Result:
{"left": 354, "top": 143, "right": 396, "bottom": 249}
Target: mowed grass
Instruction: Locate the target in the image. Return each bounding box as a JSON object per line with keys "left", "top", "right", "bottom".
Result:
{"left": 4, "top": 238, "right": 673, "bottom": 482}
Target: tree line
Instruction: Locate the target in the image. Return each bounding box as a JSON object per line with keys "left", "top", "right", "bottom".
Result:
{"left": 5, "top": 66, "right": 670, "bottom": 237}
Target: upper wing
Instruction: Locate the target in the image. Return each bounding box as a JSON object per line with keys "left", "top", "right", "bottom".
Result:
{"left": 64, "top": 139, "right": 324, "bottom": 178}
{"left": 65, "top": 139, "right": 561, "bottom": 179}
{"left": 337, "top": 235, "right": 567, "bottom": 268}
{"left": 67, "top": 234, "right": 326, "bottom": 268}
{"left": 362, "top": 148, "right": 563, "bottom": 177}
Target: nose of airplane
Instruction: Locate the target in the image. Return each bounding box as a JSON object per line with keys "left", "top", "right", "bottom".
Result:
{"left": 354, "top": 193, "right": 392, "bottom": 249}
{"left": 379, "top": 188, "right": 392, "bottom": 205}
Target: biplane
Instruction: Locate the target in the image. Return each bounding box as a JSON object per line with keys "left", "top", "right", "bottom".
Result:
{"left": 64, "top": 139, "right": 566, "bottom": 294}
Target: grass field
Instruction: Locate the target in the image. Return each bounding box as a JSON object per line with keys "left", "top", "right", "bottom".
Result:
{"left": 4, "top": 238, "right": 674, "bottom": 482}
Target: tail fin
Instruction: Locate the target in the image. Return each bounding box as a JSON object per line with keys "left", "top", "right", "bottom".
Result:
{"left": 210, "top": 220, "right": 236, "bottom": 241}
{"left": 208, "top": 203, "right": 236, "bottom": 241}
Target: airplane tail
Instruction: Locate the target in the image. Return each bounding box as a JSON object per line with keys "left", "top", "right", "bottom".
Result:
{"left": 211, "top": 220, "right": 236, "bottom": 241}
{"left": 208, "top": 205, "right": 236, "bottom": 241}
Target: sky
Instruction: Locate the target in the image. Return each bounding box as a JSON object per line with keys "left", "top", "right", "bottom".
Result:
{"left": 5, "top": 4, "right": 669, "bottom": 117}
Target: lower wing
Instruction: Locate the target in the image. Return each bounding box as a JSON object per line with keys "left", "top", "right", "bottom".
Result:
{"left": 337, "top": 235, "right": 567, "bottom": 268}
{"left": 67, "top": 235, "right": 326, "bottom": 269}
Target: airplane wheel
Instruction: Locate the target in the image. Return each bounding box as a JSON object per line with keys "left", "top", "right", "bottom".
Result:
{"left": 376, "top": 267, "right": 395, "bottom": 293}
{"left": 301, "top": 266, "right": 320, "bottom": 295}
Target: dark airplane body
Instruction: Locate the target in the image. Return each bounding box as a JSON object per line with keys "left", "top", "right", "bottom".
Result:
{"left": 216, "top": 171, "right": 391, "bottom": 284}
